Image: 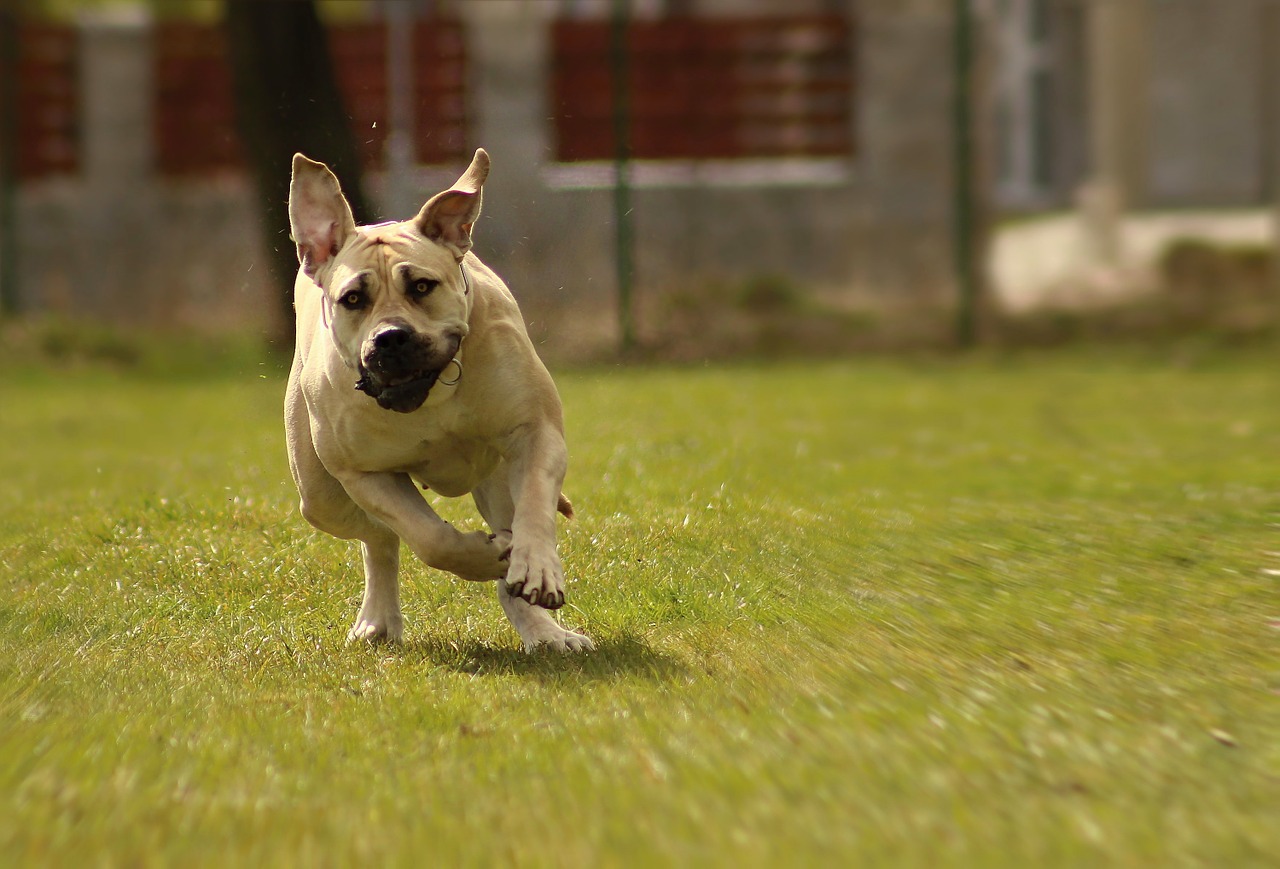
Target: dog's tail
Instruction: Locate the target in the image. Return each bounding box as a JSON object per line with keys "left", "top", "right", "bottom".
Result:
{"left": 557, "top": 493, "right": 575, "bottom": 520}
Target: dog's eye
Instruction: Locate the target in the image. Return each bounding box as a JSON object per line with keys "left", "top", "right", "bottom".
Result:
{"left": 410, "top": 278, "right": 438, "bottom": 298}
{"left": 338, "top": 290, "right": 366, "bottom": 310}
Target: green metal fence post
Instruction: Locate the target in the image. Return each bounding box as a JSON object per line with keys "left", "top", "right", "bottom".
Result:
{"left": 952, "top": 0, "right": 977, "bottom": 348}
{"left": 0, "top": 8, "right": 18, "bottom": 318}
{"left": 611, "top": 0, "right": 636, "bottom": 352}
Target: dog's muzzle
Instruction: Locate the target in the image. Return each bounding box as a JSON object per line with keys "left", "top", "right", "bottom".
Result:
{"left": 355, "top": 326, "right": 459, "bottom": 413}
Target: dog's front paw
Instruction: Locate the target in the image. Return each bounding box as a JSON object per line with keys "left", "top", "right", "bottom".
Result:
{"left": 522, "top": 623, "right": 595, "bottom": 654}
{"left": 347, "top": 611, "right": 404, "bottom": 644}
{"left": 436, "top": 529, "right": 510, "bottom": 583}
{"left": 504, "top": 547, "right": 566, "bottom": 609}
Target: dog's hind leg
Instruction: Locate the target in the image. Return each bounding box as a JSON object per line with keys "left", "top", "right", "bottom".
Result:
{"left": 473, "top": 475, "right": 594, "bottom": 653}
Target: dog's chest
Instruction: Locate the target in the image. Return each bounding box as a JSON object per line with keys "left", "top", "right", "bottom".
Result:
{"left": 354, "top": 425, "right": 500, "bottom": 498}
{"left": 403, "top": 436, "right": 501, "bottom": 497}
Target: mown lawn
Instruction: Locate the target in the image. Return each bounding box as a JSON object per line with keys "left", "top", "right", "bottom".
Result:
{"left": 1, "top": 341, "right": 1276, "bottom": 866}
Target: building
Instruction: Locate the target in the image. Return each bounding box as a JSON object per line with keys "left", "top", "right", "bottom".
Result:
{"left": 2, "top": 0, "right": 1272, "bottom": 346}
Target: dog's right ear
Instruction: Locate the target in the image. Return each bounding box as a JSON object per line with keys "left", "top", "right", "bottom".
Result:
{"left": 288, "top": 154, "right": 356, "bottom": 279}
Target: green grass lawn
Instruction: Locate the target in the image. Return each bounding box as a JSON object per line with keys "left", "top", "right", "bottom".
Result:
{"left": 1, "top": 340, "right": 1276, "bottom": 865}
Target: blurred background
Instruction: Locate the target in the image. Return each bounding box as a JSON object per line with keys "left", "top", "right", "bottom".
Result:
{"left": 1, "top": 0, "right": 1276, "bottom": 361}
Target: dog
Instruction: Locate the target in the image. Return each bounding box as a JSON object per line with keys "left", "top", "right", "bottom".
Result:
{"left": 284, "top": 148, "right": 593, "bottom": 653}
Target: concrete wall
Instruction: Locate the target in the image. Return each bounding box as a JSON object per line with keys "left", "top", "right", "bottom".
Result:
{"left": 1146, "top": 0, "right": 1266, "bottom": 206}
{"left": 17, "top": 178, "right": 270, "bottom": 331}
{"left": 849, "top": 0, "right": 955, "bottom": 307}
{"left": 1006, "top": 0, "right": 1271, "bottom": 210}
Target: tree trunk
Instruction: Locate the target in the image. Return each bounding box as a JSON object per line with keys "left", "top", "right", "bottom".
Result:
{"left": 224, "top": 0, "right": 373, "bottom": 343}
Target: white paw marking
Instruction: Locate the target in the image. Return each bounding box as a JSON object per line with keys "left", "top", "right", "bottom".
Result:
{"left": 441, "top": 529, "right": 510, "bottom": 582}
{"left": 347, "top": 612, "right": 403, "bottom": 644}
{"left": 522, "top": 623, "right": 595, "bottom": 654}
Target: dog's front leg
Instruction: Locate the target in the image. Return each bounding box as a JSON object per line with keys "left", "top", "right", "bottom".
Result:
{"left": 350, "top": 537, "right": 402, "bottom": 643}
{"left": 336, "top": 471, "right": 510, "bottom": 582}
{"left": 503, "top": 424, "right": 570, "bottom": 609}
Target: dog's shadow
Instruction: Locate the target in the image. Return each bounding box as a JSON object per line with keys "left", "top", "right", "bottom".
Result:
{"left": 386, "top": 632, "right": 685, "bottom": 683}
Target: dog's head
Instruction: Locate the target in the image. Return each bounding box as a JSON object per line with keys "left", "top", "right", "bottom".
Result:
{"left": 288, "top": 149, "right": 490, "bottom": 413}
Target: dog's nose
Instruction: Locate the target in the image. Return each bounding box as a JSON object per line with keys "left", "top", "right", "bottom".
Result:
{"left": 373, "top": 327, "right": 413, "bottom": 351}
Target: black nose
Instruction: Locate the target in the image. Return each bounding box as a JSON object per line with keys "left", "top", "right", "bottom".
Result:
{"left": 373, "top": 327, "right": 412, "bottom": 350}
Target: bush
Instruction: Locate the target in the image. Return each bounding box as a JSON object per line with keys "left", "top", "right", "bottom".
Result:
{"left": 1158, "top": 238, "right": 1275, "bottom": 330}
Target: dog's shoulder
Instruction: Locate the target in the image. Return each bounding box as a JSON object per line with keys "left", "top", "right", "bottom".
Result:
{"left": 466, "top": 256, "right": 535, "bottom": 341}
{"left": 462, "top": 257, "right": 562, "bottom": 416}
{"left": 466, "top": 256, "right": 519, "bottom": 307}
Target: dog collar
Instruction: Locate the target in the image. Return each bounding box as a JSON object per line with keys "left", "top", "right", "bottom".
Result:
{"left": 437, "top": 261, "right": 470, "bottom": 388}
{"left": 438, "top": 357, "right": 462, "bottom": 386}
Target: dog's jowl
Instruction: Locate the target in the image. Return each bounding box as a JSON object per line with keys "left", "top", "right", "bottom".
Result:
{"left": 284, "top": 149, "right": 593, "bottom": 653}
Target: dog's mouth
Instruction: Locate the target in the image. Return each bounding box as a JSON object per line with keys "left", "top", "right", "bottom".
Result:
{"left": 354, "top": 365, "right": 442, "bottom": 413}
{"left": 354, "top": 326, "right": 462, "bottom": 413}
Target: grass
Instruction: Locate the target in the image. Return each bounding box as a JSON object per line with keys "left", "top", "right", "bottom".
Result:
{"left": 1, "top": 337, "right": 1277, "bottom": 865}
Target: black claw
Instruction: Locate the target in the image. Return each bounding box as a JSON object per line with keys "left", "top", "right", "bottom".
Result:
{"left": 523, "top": 588, "right": 539, "bottom": 606}
{"left": 507, "top": 580, "right": 524, "bottom": 600}
{"left": 544, "top": 591, "right": 565, "bottom": 610}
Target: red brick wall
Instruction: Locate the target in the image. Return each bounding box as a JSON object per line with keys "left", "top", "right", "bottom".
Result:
{"left": 551, "top": 15, "right": 853, "bottom": 162}
{"left": 152, "top": 19, "right": 469, "bottom": 177}
{"left": 14, "top": 23, "right": 78, "bottom": 178}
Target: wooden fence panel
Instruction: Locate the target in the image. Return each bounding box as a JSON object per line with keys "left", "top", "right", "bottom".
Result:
{"left": 153, "top": 18, "right": 468, "bottom": 177}
{"left": 331, "top": 19, "right": 468, "bottom": 169}
{"left": 16, "top": 23, "right": 78, "bottom": 178}
{"left": 551, "top": 15, "right": 853, "bottom": 162}
{"left": 154, "top": 22, "right": 240, "bottom": 176}
{"left": 410, "top": 19, "right": 468, "bottom": 165}
{"left": 330, "top": 23, "right": 387, "bottom": 169}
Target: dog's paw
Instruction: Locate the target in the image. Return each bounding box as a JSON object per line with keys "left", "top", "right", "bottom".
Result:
{"left": 437, "top": 529, "right": 510, "bottom": 583}
{"left": 521, "top": 623, "right": 595, "bottom": 654}
{"left": 347, "top": 612, "right": 404, "bottom": 645}
{"left": 488, "top": 529, "right": 513, "bottom": 560}
{"left": 504, "top": 547, "right": 566, "bottom": 609}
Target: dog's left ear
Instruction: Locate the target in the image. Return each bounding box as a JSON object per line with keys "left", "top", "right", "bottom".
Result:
{"left": 289, "top": 154, "right": 356, "bottom": 280}
{"left": 415, "top": 148, "right": 489, "bottom": 259}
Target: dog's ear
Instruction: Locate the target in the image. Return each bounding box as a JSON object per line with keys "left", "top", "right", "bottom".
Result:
{"left": 415, "top": 148, "right": 489, "bottom": 259}
{"left": 289, "top": 154, "right": 356, "bottom": 279}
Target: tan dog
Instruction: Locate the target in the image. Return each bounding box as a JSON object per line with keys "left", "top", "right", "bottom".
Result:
{"left": 284, "top": 149, "right": 593, "bottom": 652}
